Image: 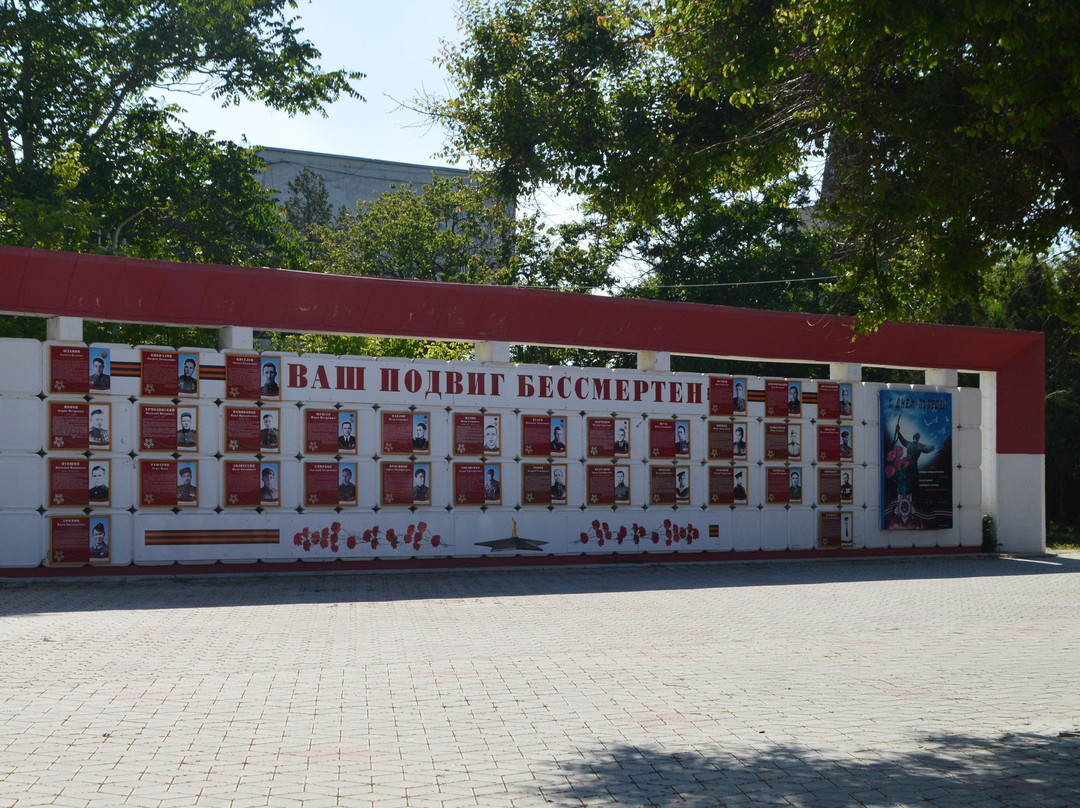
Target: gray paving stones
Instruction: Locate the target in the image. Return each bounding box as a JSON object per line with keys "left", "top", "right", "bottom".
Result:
{"left": 2, "top": 553, "right": 1079, "bottom": 806}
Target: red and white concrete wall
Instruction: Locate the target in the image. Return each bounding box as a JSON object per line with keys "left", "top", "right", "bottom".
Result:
{"left": 0, "top": 247, "right": 1045, "bottom": 571}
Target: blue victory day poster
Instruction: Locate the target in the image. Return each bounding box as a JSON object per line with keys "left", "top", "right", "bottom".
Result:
{"left": 880, "top": 390, "right": 953, "bottom": 530}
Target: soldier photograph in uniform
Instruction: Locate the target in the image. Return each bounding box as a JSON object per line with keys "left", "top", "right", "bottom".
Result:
{"left": 733, "top": 470, "right": 747, "bottom": 501}
{"left": 840, "top": 471, "right": 853, "bottom": 500}
{"left": 484, "top": 465, "right": 501, "bottom": 500}
{"left": 177, "top": 410, "right": 197, "bottom": 447}
{"left": 89, "top": 353, "right": 110, "bottom": 390}
{"left": 614, "top": 469, "right": 630, "bottom": 501}
{"left": 338, "top": 415, "right": 356, "bottom": 450}
{"left": 840, "top": 384, "right": 853, "bottom": 416}
{"left": 261, "top": 361, "right": 279, "bottom": 396}
{"left": 89, "top": 521, "right": 109, "bottom": 558}
{"left": 550, "top": 465, "right": 566, "bottom": 499}
{"left": 412, "top": 417, "right": 429, "bottom": 450}
{"left": 338, "top": 465, "right": 357, "bottom": 501}
{"left": 787, "top": 425, "right": 801, "bottom": 458}
{"left": 177, "top": 465, "right": 197, "bottom": 503}
{"left": 733, "top": 380, "right": 746, "bottom": 412}
{"left": 483, "top": 417, "right": 500, "bottom": 453}
{"left": 613, "top": 420, "right": 629, "bottom": 454}
{"left": 550, "top": 420, "right": 566, "bottom": 454}
{"left": 788, "top": 383, "right": 801, "bottom": 415}
{"left": 413, "top": 466, "right": 430, "bottom": 501}
{"left": 675, "top": 469, "right": 690, "bottom": 500}
{"left": 88, "top": 464, "right": 109, "bottom": 502}
{"left": 260, "top": 465, "right": 278, "bottom": 501}
{"left": 733, "top": 425, "right": 747, "bottom": 456}
{"left": 675, "top": 422, "right": 690, "bottom": 455}
{"left": 89, "top": 407, "right": 109, "bottom": 445}
{"left": 789, "top": 469, "right": 802, "bottom": 501}
{"left": 177, "top": 356, "right": 198, "bottom": 394}
{"left": 260, "top": 412, "right": 278, "bottom": 449}
{"left": 840, "top": 428, "right": 853, "bottom": 458}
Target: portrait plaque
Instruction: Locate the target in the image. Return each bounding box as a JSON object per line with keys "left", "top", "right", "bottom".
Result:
{"left": 49, "top": 401, "right": 89, "bottom": 451}
{"left": 225, "top": 354, "right": 263, "bottom": 400}
{"left": 818, "top": 425, "right": 842, "bottom": 462}
{"left": 140, "top": 349, "right": 177, "bottom": 397}
{"left": 50, "top": 345, "right": 89, "bottom": 394}
{"left": 764, "top": 422, "right": 789, "bottom": 461}
{"left": 708, "top": 376, "right": 734, "bottom": 416}
{"left": 587, "top": 465, "right": 615, "bottom": 506}
{"left": 453, "top": 413, "right": 485, "bottom": 455}
{"left": 817, "top": 382, "right": 840, "bottom": 420}
{"left": 305, "top": 409, "right": 340, "bottom": 454}
{"left": 140, "top": 460, "right": 178, "bottom": 507}
{"left": 819, "top": 467, "right": 842, "bottom": 505}
{"left": 819, "top": 511, "right": 843, "bottom": 549}
{"left": 453, "top": 463, "right": 486, "bottom": 505}
{"left": 766, "top": 467, "right": 790, "bottom": 504}
{"left": 50, "top": 516, "right": 98, "bottom": 565}
{"left": 304, "top": 462, "right": 340, "bottom": 507}
{"left": 140, "top": 404, "right": 177, "bottom": 452}
{"left": 521, "top": 415, "right": 552, "bottom": 457}
{"left": 380, "top": 462, "right": 415, "bottom": 506}
{"left": 708, "top": 465, "right": 734, "bottom": 505}
{"left": 224, "top": 407, "right": 261, "bottom": 453}
{"left": 224, "top": 461, "right": 261, "bottom": 507}
{"left": 521, "top": 463, "right": 552, "bottom": 505}
{"left": 381, "top": 412, "right": 414, "bottom": 455}
{"left": 707, "top": 421, "right": 733, "bottom": 461}
{"left": 649, "top": 419, "right": 676, "bottom": 459}
{"left": 586, "top": 417, "right": 615, "bottom": 459}
{"left": 764, "top": 379, "right": 790, "bottom": 418}
{"left": 649, "top": 465, "right": 676, "bottom": 505}
{"left": 49, "top": 459, "right": 88, "bottom": 508}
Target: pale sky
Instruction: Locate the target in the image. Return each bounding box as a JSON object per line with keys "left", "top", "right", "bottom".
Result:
{"left": 158, "top": 0, "right": 464, "bottom": 169}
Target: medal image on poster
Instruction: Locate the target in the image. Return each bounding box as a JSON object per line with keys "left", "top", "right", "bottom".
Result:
{"left": 586, "top": 417, "right": 615, "bottom": 458}
{"left": 709, "top": 376, "right": 733, "bottom": 416}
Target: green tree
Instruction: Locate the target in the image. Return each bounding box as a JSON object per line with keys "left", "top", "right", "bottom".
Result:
{"left": 284, "top": 166, "right": 334, "bottom": 260}
{"left": 314, "top": 174, "right": 615, "bottom": 291}
{"left": 0, "top": 0, "right": 361, "bottom": 261}
{"left": 431, "top": 0, "right": 1080, "bottom": 325}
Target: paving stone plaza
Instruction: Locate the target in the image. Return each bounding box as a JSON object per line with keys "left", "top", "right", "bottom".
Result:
{"left": 2, "top": 553, "right": 1078, "bottom": 807}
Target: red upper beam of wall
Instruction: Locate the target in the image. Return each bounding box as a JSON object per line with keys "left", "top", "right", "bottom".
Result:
{"left": 0, "top": 246, "right": 1044, "bottom": 453}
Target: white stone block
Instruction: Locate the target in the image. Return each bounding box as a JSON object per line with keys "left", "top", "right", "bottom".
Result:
{"left": 0, "top": 454, "right": 44, "bottom": 510}
{"left": 0, "top": 338, "right": 44, "bottom": 395}
{"left": 732, "top": 507, "right": 762, "bottom": 551}
{"left": 956, "top": 426, "right": 982, "bottom": 467}
{"left": 1, "top": 397, "right": 43, "bottom": 452}
{"left": 761, "top": 509, "right": 789, "bottom": 551}
{"left": 0, "top": 512, "right": 45, "bottom": 566}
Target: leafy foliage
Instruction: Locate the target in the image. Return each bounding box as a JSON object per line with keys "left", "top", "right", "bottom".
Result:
{"left": 432, "top": 0, "right": 1080, "bottom": 325}
{"left": 0, "top": 0, "right": 361, "bottom": 262}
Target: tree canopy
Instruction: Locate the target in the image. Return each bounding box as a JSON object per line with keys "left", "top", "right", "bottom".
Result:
{"left": 0, "top": 0, "right": 362, "bottom": 264}
{"left": 431, "top": 0, "right": 1080, "bottom": 324}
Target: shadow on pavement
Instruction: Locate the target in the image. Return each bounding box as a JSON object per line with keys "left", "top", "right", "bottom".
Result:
{"left": 2, "top": 553, "right": 1079, "bottom": 616}
{"left": 538, "top": 731, "right": 1080, "bottom": 807}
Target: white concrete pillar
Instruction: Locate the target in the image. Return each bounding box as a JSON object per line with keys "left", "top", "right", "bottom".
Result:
{"left": 829, "top": 362, "right": 862, "bottom": 381}
{"left": 218, "top": 327, "right": 254, "bottom": 350}
{"left": 925, "top": 368, "right": 958, "bottom": 387}
{"left": 637, "top": 351, "right": 670, "bottom": 372}
{"left": 475, "top": 341, "right": 511, "bottom": 363}
{"left": 46, "top": 316, "right": 83, "bottom": 342}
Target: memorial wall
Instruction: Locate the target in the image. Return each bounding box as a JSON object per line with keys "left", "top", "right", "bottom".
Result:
{"left": 0, "top": 338, "right": 985, "bottom": 568}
